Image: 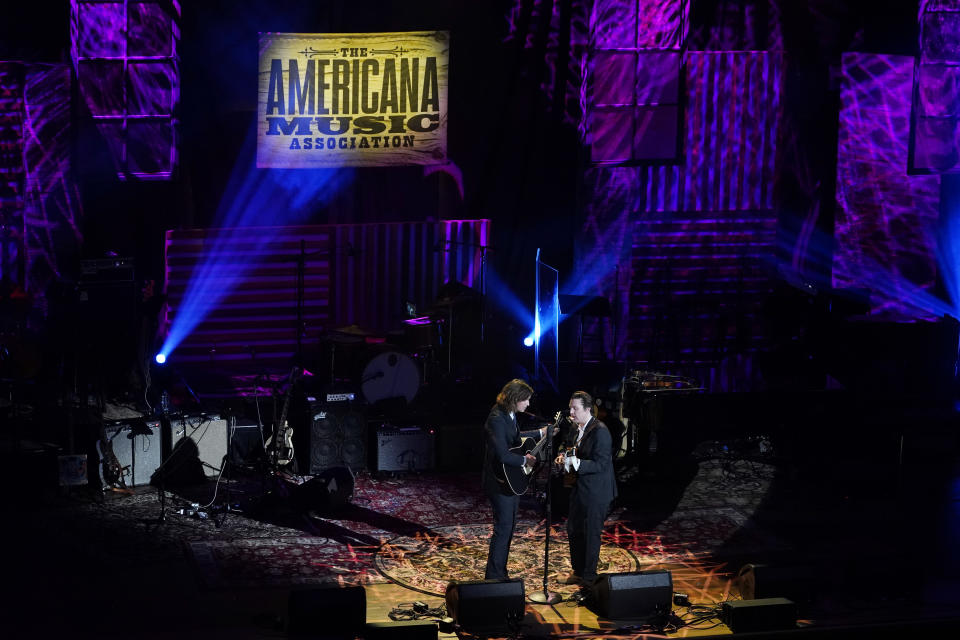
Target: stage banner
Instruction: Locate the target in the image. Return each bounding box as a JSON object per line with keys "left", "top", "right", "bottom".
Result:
{"left": 257, "top": 31, "right": 449, "bottom": 168}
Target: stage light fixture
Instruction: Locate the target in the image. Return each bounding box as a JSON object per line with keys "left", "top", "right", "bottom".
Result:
{"left": 523, "top": 336, "right": 534, "bottom": 347}
{"left": 155, "top": 353, "right": 167, "bottom": 364}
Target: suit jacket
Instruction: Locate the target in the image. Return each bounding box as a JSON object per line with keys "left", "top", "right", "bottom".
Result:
{"left": 482, "top": 406, "right": 542, "bottom": 495}
{"left": 569, "top": 417, "right": 617, "bottom": 505}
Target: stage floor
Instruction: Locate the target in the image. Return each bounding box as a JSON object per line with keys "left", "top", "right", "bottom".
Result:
{"left": 5, "top": 440, "right": 960, "bottom": 638}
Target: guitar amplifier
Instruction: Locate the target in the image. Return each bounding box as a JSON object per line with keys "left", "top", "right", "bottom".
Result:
{"left": 163, "top": 415, "right": 228, "bottom": 477}
{"left": 375, "top": 426, "right": 435, "bottom": 472}
{"left": 99, "top": 420, "right": 162, "bottom": 487}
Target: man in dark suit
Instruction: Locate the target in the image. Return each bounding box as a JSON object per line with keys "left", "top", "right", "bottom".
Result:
{"left": 482, "top": 378, "right": 548, "bottom": 580}
{"left": 557, "top": 390, "right": 617, "bottom": 586}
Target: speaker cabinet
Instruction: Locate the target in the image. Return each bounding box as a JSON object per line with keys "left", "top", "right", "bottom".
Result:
{"left": 435, "top": 423, "right": 483, "bottom": 471}
{"left": 227, "top": 420, "right": 263, "bottom": 465}
{"left": 310, "top": 404, "right": 367, "bottom": 473}
{"left": 287, "top": 585, "right": 365, "bottom": 639}
{"left": 163, "top": 415, "right": 228, "bottom": 477}
{"left": 591, "top": 570, "right": 673, "bottom": 619}
{"left": 445, "top": 579, "right": 525, "bottom": 632}
{"left": 99, "top": 420, "right": 162, "bottom": 487}
{"left": 376, "top": 426, "right": 435, "bottom": 472}
{"left": 721, "top": 597, "right": 797, "bottom": 633}
{"left": 737, "top": 563, "right": 817, "bottom": 603}
{"left": 364, "top": 620, "right": 438, "bottom": 640}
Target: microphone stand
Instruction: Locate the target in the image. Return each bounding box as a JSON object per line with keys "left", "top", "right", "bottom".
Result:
{"left": 529, "top": 414, "right": 562, "bottom": 605}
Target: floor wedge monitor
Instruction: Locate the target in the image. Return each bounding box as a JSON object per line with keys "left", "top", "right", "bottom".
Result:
{"left": 445, "top": 579, "right": 524, "bottom": 632}
{"left": 590, "top": 570, "right": 673, "bottom": 619}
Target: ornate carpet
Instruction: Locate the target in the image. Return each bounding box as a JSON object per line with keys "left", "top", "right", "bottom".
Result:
{"left": 45, "top": 459, "right": 787, "bottom": 593}
{"left": 188, "top": 521, "right": 639, "bottom": 594}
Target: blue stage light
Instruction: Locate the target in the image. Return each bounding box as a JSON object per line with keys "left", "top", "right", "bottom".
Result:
{"left": 155, "top": 353, "right": 167, "bottom": 365}
{"left": 523, "top": 336, "right": 534, "bottom": 347}
{"left": 156, "top": 126, "right": 353, "bottom": 362}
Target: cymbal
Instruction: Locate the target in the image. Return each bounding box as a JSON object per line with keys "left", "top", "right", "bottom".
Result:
{"left": 332, "top": 324, "right": 373, "bottom": 336}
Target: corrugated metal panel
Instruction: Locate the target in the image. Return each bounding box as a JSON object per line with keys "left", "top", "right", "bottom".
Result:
{"left": 164, "top": 219, "right": 490, "bottom": 375}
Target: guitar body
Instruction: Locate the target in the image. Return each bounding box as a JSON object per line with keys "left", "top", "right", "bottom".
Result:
{"left": 266, "top": 366, "right": 300, "bottom": 468}
{"left": 496, "top": 412, "right": 563, "bottom": 496}
{"left": 96, "top": 427, "right": 128, "bottom": 491}
{"left": 501, "top": 437, "right": 539, "bottom": 495}
{"left": 266, "top": 421, "right": 295, "bottom": 467}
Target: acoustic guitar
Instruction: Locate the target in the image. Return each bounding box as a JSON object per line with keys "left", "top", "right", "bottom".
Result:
{"left": 499, "top": 411, "right": 562, "bottom": 495}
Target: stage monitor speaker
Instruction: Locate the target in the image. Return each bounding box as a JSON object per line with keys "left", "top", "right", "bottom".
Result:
{"left": 164, "top": 415, "right": 228, "bottom": 477}
{"left": 445, "top": 579, "right": 525, "bottom": 632}
{"left": 310, "top": 404, "right": 367, "bottom": 473}
{"left": 591, "top": 570, "right": 673, "bottom": 619}
{"left": 287, "top": 586, "right": 367, "bottom": 640}
{"left": 376, "top": 426, "right": 435, "bottom": 472}
{"left": 721, "top": 597, "right": 797, "bottom": 633}
{"left": 364, "top": 620, "right": 438, "bottom": 640}
{"left": 288, "top": 585, "right": 366, "bottom": 639}
{"left": 99, "top": 420, "right": 162, "bottom": 487}
{"left": 737, "top": 563, "right": 817, "bottom": 603}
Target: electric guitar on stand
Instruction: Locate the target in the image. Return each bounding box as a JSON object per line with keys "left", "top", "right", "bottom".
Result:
{"left": 265, "top": 367, "right": 298, "bottom": 468}
{"left": 500, "top": 411, "right": 562, "bottom": 495}
{"left": 96, "top": 419, "right": 130, "bottom": 493}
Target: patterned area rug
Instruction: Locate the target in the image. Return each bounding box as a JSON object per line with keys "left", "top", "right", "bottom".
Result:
{"left": 184, "top": 503, "right": 771, "bottom": 592}
{"left": 188, "top": 535, "right": 388, "bottom": 589}
{"left": 374, "top": 522, "right": 638, "bottom": 596}
{"left": 50, "top": 459, "right": 787, "bottom": 592}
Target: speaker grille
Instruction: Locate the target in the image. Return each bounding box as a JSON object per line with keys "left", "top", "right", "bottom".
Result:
{"left": 309, "top": 406, "right": 367, "bottom": 473}
{"left": 445, "top": 579, "right": 524, "bottom": 631}
{"left": 592, "top": 570, "right": 673, "bottom": 619}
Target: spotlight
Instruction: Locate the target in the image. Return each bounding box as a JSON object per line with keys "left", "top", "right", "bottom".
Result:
{"left": 155, "top": 353, "right": 167, "bottom": 364}
{"left": 523, "top": 336, "right": 534, "bottom": 347}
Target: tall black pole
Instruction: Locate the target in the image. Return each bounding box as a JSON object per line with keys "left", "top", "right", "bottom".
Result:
{"left": 296, "top": 239, "right": 305, "bottom": 367}
{"left": 529, "top": 414, "right": 561, "bottom": 605}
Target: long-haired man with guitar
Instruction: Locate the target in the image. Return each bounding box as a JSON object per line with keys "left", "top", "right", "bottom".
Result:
{"left": 555, "top": 390, "right": 617, "bottom": 587}
{"left": 481, "top": 378, "right": 553, "bottom": 580}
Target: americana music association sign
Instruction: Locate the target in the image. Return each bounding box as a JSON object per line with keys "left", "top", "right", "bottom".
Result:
{"left": 257, "top": 31, "right": 449, "bottom": 168}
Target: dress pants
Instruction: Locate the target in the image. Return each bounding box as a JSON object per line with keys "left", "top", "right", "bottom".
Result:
{"left": 566, "top": 491, "right": 610, "bottom": 582}
{"left": 484, "top": 489, "right": 519, "bottom": 580}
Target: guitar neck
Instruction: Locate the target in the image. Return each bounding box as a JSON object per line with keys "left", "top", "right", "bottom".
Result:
{"left": 527, "top": 413, "right": 562, "bottom": 457}
{"left": 277, "top": 366, "right": 299, "bottom": 429}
